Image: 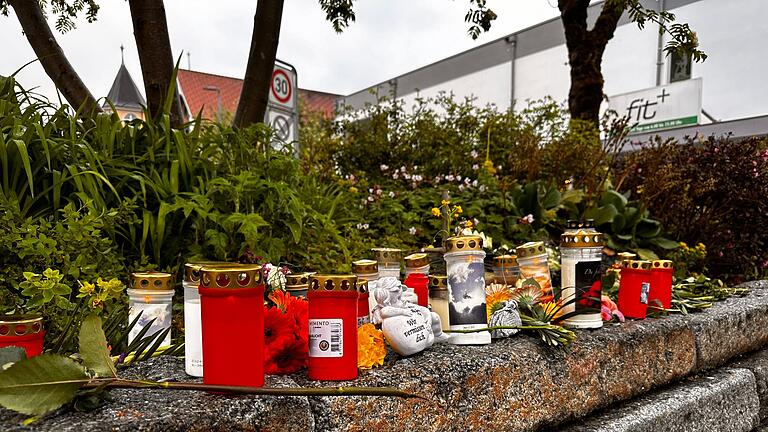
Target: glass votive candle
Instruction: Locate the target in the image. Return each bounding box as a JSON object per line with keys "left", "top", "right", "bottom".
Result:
{"left": 372, "top": 248, "right": 402, "bottom": 280}
{"left": 0, "top": 315, "right": 44, "bottom": 357}
{"left": 560, "top": 229, "right": 604, "bottom": 329}
{"left": 307, "top": 274, "right": 359, "bottom": 381}
{"left": 428, "top": 275, "right": 450, "bottom": 332}
{"left": 199, "top": 265, "right": 265, "bottom": 387}
{"left": 516, "top": 242, "right": 554, "bottom": 302}
{"left": 183, "top": 261, "right": 228, "bottom": 377}
{"left": 128, "top": 272, "right": 174, "bottom": 347}
{"left": 285, "top": 272, "right": 313, "bottom": 299}
{"left": 352, "top": 259, "right": 379, "bottom": 317}
{"left": 617, "top": 260, "right": 652, "bottom": 319}
{"left": 444, "top": 235, "right": 491, "bottom": 345}
{"left": 492, "top": 255, "right": 520, "bottom": 286}
{"left": 404, "top": 253, "right": 430, "bottom": 277}
{"left": 649, "top": 260, "right": 674, "bottom": 311}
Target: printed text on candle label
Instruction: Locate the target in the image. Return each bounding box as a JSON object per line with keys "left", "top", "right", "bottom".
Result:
{"left": 309, "top": 319, "right": 343, "bottom": 357}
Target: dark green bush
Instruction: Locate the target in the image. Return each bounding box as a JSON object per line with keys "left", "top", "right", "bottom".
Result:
{"left": 618, "top": 135, "right": 768, "bottom": 280}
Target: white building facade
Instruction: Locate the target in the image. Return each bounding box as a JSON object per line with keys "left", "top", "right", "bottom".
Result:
{"left": 341, "top": 0, "right": 768, "bottom": 140}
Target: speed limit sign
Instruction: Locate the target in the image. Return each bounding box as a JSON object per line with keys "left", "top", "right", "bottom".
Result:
{"left": 269, "top": 66, "right": 295, "bottom": 109}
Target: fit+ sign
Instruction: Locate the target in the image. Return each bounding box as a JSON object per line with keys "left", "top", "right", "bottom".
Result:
{"left": 607, "top": 78, "right": 702, "bottom": 134}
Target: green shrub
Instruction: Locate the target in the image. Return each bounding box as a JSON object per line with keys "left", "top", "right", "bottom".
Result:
{"left": 618, "top": 135, "right": 768, "bottom": 280}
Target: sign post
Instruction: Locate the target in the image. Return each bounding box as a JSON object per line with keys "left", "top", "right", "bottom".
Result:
{"left": 264, "top": 60, "right": 299, "bottom": 152}
{"left": 607, "top": 78, "right": 702, "bottom": 134}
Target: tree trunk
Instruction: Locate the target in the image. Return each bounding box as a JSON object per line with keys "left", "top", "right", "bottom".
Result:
{"left": 234, "top": 0, "right": 284, "bottom": 129}
{"left": 559, "top": 0, "right": 624, "bottom": 127}
{"left": 128, "top": 0, "right": 183, "bottom": 128}
{"left": 9, "top": 0, "right": 101, "bottom": 114}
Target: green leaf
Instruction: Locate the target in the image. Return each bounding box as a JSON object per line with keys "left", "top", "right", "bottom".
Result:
{"left": 0, "top": 354, "right": 89, "bottom": 415}
{"left": 635, "top": 248, "right": 659, "bottom": 260}
{"left": 650, "top": 237, "right": 680, "bottom": 250}
{"left": 79, "top": 314, "right": 117, "bottom": 378}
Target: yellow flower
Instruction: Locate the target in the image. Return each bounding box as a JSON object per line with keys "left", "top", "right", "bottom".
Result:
{"left": 455, "top": 206, "right": 462, "bottom": 214}
{"left": 679, "top": 242, "right": 689, "bottom": 249}
{"left": 349, "top": 186, "right": 358, "bottom": 193}
{"left": 358, "top": 323, "right": 387, "bottom": 370}
{"left": 431, "top": 207, "right": 441, "bottom": 217}
{"left": 541, "top": 301, "right": 564, "bottom": 322}
{"left": 441, "top": 199, "right": 451, "bottom": 207}
{"left": 78, "top": 281, "right": 95, "bottom": 296}
{"left": 483, "top": 160, "right": 496, "bottom": 175}
{"left": 465, "top": 220, "right": 474, "bottom": 229}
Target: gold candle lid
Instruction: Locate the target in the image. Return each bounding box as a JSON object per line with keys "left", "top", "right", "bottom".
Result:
{"left": 131, "top": 272, "right": 173, "bottom": 291}
{"left": 494, "top": 255, "right": 518, "bottom": 266}
{"left": 651, "top": 260, "right": 674, "bottom": 269}
{"left": 617, "top": 252, "right": 637, "bottom": 262}
{"left": 404, "top": 253, "right": 429, "bottom": 268}
{"left": 428, "top": 275, "right": 448, "bottom": 292}
{"left": 351, "top": 259, "right": 378, "bottom": 274}
{"left": 371, "top": 248, "right": 403, "bottom": 263}
{"left": 625, "top": 260, "right": 652, "bottom": 270}
{"left": 184, "top": 261, "right": 230, "bottom": 283}
{"left": 444, "top": 235, "right": 484, "bottom": 254}
{"left": 309, "top": 274, "right": 358, "bottom": 292}
{"left": 0, "top": 314, "right": 43, "bottom": 337}
{"left": 358, "top": 279, "right": 369, "bottom": 294}
{"left": 285, "top": 272, "right": 313, "bottom": 290}
{"left": 199, "top": 265, "right": 265, "bottom": 289}
{"left": 566, "top": 219, "right": 595, "bottom": 230}
{"left": 516, "top": 241, "right": 546, "bottom": 258}
{"left": 560, "top": 229, "right": 604, "bottom": 248}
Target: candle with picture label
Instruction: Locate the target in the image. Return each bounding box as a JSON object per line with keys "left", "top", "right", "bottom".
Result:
{"left": 560, "top": 228, "right": 604, "bottom": 329}
{"left": 444, "top": 235, "right": 491, "bottom": 345}
{"left": 516, "top": 242, "right": 554, "bottom": 302}
{"left": 128, "top": 272, "right": 173, "bottom": 347}
{"left": 617, "top": 261, "right": 652, "bottom": 319}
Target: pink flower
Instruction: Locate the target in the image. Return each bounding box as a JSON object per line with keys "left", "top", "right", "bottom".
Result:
{"left": 601, "top": 295, "right": 625, "bottom": 323}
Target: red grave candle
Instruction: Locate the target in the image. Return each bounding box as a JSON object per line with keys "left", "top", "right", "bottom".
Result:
{"left": 307, "top": 274, "right": 358, "bottom": 381}
{"left": 617, "top": 260, "right": 653, "bottom": 319}
{"left": 404, "top": 273, "right": 430, "bottom": 308}
{"left": 199, "top": 265, "right": 265, "bottom": 387}
{"left": 649, "top": 260, "right": 674, "bottom": 311}
{"left": 357, "top": 280, "right": 371, "bottom": 327}
{"left": 0, "top": 315, "right": 44, "bottom": 357}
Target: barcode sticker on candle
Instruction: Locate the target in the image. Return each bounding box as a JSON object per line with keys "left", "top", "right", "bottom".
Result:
{"left": 309, "top": 319, "right": 343, "bottom": 357}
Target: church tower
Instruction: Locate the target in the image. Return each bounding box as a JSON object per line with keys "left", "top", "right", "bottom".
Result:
{"left": 103, "top": 45, "right": 146, "bottom": 121}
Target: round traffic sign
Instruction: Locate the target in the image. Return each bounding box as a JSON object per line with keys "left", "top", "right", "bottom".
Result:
{"left": 271, "top": 69, "right": 292, "bottom": 104}
{"left": 271, "top": 115, "right": 291, "bottom": 141}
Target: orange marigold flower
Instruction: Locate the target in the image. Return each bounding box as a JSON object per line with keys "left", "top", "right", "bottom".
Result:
{"left": 357, "top": 323, "right": 387, "bottom": 370}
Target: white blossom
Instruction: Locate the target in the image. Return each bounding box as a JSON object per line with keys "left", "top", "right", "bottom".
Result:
{"left": 388, "top": 191, "right": 395, "bottom": 198}
{"left": 380, "top": 164, "right": 389, "bottom": 171}
{"left": 470, "top": 150, "right": 479, "bottom": 159}
{"left": 472, "top": 164, "right": 479, "bottom": 171}
{"left": 408, "top": 226, "right": 417, "bottom": 235}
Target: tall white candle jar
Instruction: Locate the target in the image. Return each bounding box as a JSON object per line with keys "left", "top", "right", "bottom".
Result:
{"left": 372, "top": 248, "right": 402, "bottom": 280}
{"left": 404, "top": 253, "right": 430, "bottom": 277}
{"left": 444, "top": 235, "right": 491, "bottom": 345}
{"left": 128, "top": 272, "right": 174, "bottom": 348}
{"left": 352, "top": 259, "right": 379, "bottom": 315}
{"left": 516, "top": 242, "right": 554, "bottom": 302}
{"left": 560, "top": 230, "right": 604, "bottom": 328}
{"left": 428, "top": 275, "right": 450, "bottom": 332}
{"left": 183, "top": 262, "right": 227, "bottom": 377}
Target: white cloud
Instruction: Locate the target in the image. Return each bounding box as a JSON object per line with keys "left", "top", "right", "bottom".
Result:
{"left": 0, "top": 1, "right": 559, "bottom": 101}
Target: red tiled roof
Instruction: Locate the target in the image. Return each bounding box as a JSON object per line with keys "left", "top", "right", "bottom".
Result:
{"left": 177, "top": 69, "right": 339, "bottom": 121}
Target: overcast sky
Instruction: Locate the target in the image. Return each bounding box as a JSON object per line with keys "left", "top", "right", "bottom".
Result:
{"left": 1, "top": 1, "right": 561, "bottom": 101}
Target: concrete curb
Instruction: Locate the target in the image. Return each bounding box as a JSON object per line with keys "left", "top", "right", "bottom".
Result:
{"left": 558, "top": 368, "right": 760, "bottom": 432}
